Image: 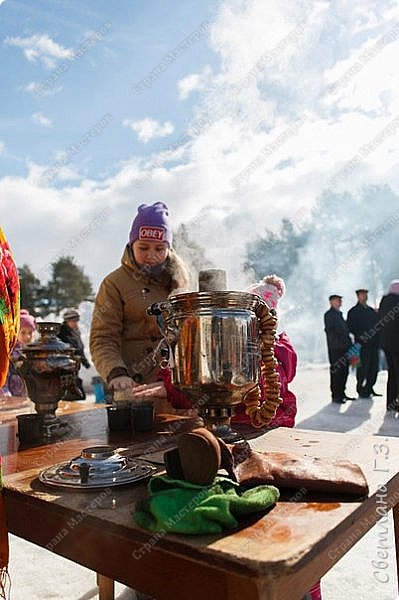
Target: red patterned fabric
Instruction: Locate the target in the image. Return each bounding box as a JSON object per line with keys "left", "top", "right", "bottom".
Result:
{"left": 0, "top": 227, "right": 16, "bottom": 598}
{"left": 0, "top": 227, "right": 20, "bottom": 387}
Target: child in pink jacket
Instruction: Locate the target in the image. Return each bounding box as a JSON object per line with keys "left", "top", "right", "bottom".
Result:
{"left": 231, "top": 274, "right": 297, "bottom": 429}
{"left": 232, "top": 330, "right": 297, "bottom": 428}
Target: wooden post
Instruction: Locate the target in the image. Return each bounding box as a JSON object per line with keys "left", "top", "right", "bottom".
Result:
{"left": 97, "top": 573, "right": 115, "bottom": 600}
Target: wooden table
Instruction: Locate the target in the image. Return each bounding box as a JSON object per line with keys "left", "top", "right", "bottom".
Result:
{"left": 1, "top": 409, "right": 399, "bottom": 600}
{"left": 0, "top": 395, "right": 100, "bottom": 423}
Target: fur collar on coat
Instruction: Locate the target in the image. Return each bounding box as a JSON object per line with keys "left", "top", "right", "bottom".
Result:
{"left": 121, "top": 244, "right": 190, "bottom": 293}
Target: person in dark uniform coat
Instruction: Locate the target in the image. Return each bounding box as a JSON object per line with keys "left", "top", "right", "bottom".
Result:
{"left": 347, "top": 289, "right": 380, "bottom": 398}
{"left": 324, "top": 295, "right": 354, "bottom": 404}
{"left": 58, "top": 308, "right": 90, "bottom": 400}
{"left": 378, "top": 280, "right": 399, "bottom": 411}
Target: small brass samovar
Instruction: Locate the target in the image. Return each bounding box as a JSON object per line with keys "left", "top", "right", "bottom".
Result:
{"left": 16, "top": 322, "right": 82, "bottom": 437}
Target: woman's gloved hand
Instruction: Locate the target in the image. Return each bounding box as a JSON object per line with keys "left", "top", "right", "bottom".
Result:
{"left": 109, "top": 375, "right": 136, "bottom": 391}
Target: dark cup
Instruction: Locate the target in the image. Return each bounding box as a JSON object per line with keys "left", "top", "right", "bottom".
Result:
{"left": 107, "top": 406, "right": 131, "bottom": 431}
{"left": 131, "top": 402, "right": 154, "bottom": 432}
{"left": 17, "top": 413, "right": 43, "bottom": 444}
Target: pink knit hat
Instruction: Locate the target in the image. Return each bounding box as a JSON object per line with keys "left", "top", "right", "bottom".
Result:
{"left": 19, "top": 309, "right": 36, "bottom": 331}
{"left": 248, "top": 274, "right": 286, "bottom": 309}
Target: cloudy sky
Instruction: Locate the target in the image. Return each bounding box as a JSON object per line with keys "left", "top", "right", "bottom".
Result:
{"left": 1, "top": 0, "right": 399, "bottom": 290}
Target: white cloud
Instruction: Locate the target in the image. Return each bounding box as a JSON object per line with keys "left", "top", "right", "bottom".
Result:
{"left": 25, "top": 81, "right": 62, "bottom": 96}
{"left": 324, "top": 36, "right": 399, "bottom": 114}
{"left": 178, "top": 66, "right": 213, "bottom": 100}
{"left": 122, "top": 118, "right": 174, "bottom": 143}
{"left": 0, "top": 142, "right": 5, "bottom": 155}
{"left": 32, "top": 112, "right": 52, "bottom": 127}
{"left": 25, "top": 82, "right": 38, "bottom": 94}
{"left": 4, "top": 34, "right": 73, "bottom": 69}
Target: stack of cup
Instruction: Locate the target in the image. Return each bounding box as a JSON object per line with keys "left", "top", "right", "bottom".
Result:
{"left": 106, "top": 390, "right": 155, "bottom": 433}
{"left": 131, "top": 399, "right": 154, "bottom": 433}
{"left": 17, "top": 413, "right": 43, "bottom": 444}
{"left": 107, "top": 388, "right": 133, "bottom": 431}
{"left": 106, "top": 405, "right": 131, "bottom": 431}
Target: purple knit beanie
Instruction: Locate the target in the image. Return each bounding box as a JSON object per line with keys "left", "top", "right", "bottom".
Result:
{"left": 129, "top": 202, "right": 172, "bottom": 246}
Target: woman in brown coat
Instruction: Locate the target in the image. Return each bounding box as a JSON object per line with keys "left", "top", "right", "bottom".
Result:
{"left": 90, "top": 202, "right": 189, "bottom": 410}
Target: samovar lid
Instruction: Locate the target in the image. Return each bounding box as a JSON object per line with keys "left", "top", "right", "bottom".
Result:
{"left": 22, "top": 321, "right": 73, "bottom": 354}
{"left": 39, "top": 445, "right": 157, "bottom": 490}
{"left": 168, "top": 290, "right": 262, "bottom": 311}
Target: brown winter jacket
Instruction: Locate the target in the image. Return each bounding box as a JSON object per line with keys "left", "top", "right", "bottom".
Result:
{"left": 90, "top": 244, "right": 189, "bottom": 384}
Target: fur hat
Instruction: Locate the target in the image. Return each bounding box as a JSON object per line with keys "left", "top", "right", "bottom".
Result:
{"left": 19, "top": 309, "right": 36, "bottom": 331}
{"left": 248, "top": 274, "right": 286, "bottom": 309}
{"left": 129, "top": 202, "right": 172, "bottom": 246}
{"left": 63, "top": 308, "right": 80, "bottom": 321}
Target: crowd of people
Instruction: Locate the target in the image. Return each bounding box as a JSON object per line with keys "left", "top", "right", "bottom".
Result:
{"left": 324, "top": 284, "right": 399, "bottom": 411}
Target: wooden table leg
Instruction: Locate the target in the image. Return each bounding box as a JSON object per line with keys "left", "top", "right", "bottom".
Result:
{"left": 97, "top": 573, "right": 115, "bottom": 600}
{"left": 393, "top": 502, "right": 399, "bottom": 595}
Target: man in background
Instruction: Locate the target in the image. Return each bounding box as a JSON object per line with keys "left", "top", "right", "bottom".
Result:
{"left": 59, "top": 308, "right": 90, "bottom": 399}
{"left": 347, "top": 288, "right": 380, "bottom": 399}
{"left": 324, "top": 294, "right": 354, "bottom": 404}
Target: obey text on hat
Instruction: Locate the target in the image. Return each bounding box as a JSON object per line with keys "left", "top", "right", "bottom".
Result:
{"left": 138, "top": 226, "right": 165, "bottom": 241}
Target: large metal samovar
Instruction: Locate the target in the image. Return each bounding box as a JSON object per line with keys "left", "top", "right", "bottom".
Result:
{"left": 148, "top": 291, "right": 264, "bottom": 440}
{"left": 15, "top": 322, "right": 82, "bottom": 437}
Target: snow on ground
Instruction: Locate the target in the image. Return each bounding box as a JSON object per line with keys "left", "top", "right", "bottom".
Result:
{"left": 7, "top": 366, "right": 399, "bottom": 599}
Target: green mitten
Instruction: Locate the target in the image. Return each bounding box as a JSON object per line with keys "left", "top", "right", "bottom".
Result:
{"left": 134, "top": 475, "right": 279, "bottom": 535}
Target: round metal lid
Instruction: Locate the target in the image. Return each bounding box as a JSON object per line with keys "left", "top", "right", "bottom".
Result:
{"left": 23, "top": 322, "right": 72, "bottom": 354}
{"left": 39, "top": 446, "right": 156, "bottom": 490}
{"left": 80, "top": 446, "right": 117, "bottom": 460}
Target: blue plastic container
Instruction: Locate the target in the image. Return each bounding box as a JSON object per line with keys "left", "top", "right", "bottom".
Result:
{"left": 92, "top": 377, "right": 106, "bottom": 403}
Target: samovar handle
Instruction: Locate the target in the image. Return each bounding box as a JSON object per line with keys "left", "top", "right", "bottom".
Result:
{"left": 147, "top": 301, "right": 172, "bottom": 340}
{"left": 147, "top": 301, "right": 176, "bottom": 369}
{"left": 147, "top": 301, "right": 172, "bottom": 317}
{"left": 242, "top": 299, "right": 283, "bottom": 428}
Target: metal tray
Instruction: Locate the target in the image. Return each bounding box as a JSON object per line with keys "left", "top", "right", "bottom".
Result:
{"left": 39, "top": 458, "right": 156, "bottom": 490}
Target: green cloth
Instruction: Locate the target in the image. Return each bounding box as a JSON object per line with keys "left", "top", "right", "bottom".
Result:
{"left": 134, "top": 475, "right": 279, "bottom": 534}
